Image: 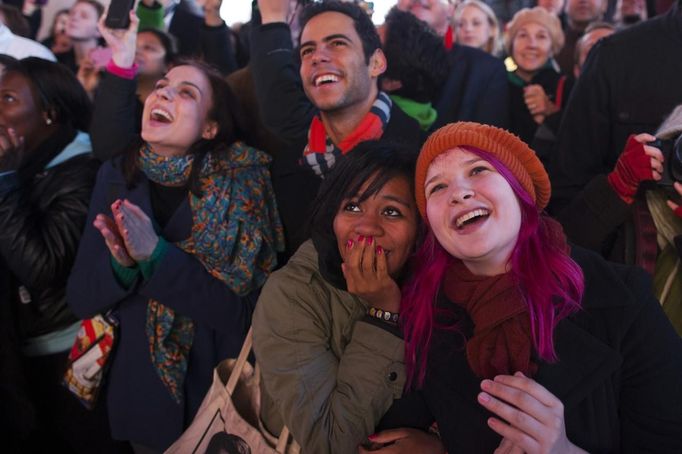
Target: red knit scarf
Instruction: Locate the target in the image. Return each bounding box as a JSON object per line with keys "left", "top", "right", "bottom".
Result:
{"left": 302, "top": 92, "right": 391, "bottom": 177}
{"left": 442, "top": 261, "right": 538, "bottom": 379}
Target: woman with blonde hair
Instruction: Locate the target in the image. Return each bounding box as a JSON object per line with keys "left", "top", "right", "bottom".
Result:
{"left": 504, "top": 6, "right": 571, "bottom": 144}
{"left": 454, "top": 0, "right": 502, "bottom": 56}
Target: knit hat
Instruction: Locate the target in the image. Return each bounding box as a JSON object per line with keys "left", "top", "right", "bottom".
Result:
{"left": 415, "top": 122, "right": 551, "bottom": 217}
{"left": 504, "top": 7, "right": 565, "bottom": 56}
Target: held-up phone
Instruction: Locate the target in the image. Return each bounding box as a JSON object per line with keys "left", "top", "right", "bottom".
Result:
{"left": 104, "top": 0, "right": 135, "bottom": 29}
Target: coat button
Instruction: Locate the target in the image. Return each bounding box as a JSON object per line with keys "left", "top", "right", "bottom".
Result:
{"left": 388, "top": 371, "right": 398, "bottom": 382}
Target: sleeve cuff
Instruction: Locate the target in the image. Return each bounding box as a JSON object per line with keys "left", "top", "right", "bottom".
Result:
{"left": 106, "top": 60, "right": 139, "bottom": 80}
{"left": 111, "top": 256, "right": 139, "bottom": 289}
{"left": 260, "top": 22, "right": 291, "bottom": 32}
{"left": 139, "top": 236, "right": 169, "bottom": 281}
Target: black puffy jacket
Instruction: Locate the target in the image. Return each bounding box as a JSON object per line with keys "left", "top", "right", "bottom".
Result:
{"left": 0, "top": 128, "right": 99, "bottom": 339}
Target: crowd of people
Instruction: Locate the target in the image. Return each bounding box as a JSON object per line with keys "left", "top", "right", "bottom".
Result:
{"left": 1, "top": 0, "right": 681, "bottom": 452}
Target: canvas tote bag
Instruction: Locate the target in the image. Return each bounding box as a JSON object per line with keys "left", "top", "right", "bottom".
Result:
{"left": 165, "top": 327, "right": 300, "bottom": 454}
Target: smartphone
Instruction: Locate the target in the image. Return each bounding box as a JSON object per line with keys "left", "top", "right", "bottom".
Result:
{"left": 104, "top": 0, "right": 135, "bottom": 29}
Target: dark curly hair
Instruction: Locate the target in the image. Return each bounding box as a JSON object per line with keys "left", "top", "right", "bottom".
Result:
{"left": 308, "top": 140, "right": 418, "bottom": 289}
{"left": 298, "top": 0, "right": 380, "bottom": 63}
{"left": 382, "top": 7, "right": 450, "bottom": 103}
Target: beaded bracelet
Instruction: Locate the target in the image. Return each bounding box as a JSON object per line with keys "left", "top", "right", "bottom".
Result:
{"left": 367, "top": 307, "right": 399, "bottom": 324}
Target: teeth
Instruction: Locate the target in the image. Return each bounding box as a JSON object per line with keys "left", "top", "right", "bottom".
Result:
{"left": 151, "top": 108, "right": 173, "bottom": 122}
{"left": 456, "top": 209, "right": 490, "bottom": 228}
{"left": 314, "top": 74, "right": 339, "bottom": 86}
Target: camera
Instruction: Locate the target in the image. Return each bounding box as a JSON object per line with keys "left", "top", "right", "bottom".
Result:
{"left": 650, "top": 134, "right": 682, "bottom": 186}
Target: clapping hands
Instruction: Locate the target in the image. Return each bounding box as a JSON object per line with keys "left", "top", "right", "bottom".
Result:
{"left": 94, "top": 199, "right": 159, "bottom": 266}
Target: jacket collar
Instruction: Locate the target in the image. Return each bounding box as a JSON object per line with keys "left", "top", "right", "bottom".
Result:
{"left": 45, "top": 131, "right": 91, "bottom": 169}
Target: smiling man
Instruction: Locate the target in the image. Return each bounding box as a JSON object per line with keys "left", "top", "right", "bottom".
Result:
{"left": 251, "top": 0, "right": 422, "bottom": 259}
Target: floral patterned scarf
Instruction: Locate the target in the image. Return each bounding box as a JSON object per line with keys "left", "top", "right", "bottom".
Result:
{"left": 138, "top": 142, "right": 285, "bottom": 402}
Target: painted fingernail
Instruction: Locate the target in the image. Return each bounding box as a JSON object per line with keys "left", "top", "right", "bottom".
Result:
{"left": 478, "top": 392, "right": 490, "bottom": 403}
{"left": 358, "top": 235, "right": 365, "bottom": 243}
{"left": 367, "top": 434, "right": 377, "bottom": 441}
{"left": 347, "top": 239, "right": 354, "bottom": 249}
{"left": 376, "top": 246, "right": 383, "bottom": 255}
{"left": 367, "top": 236, "right": 373, "bottom": 245}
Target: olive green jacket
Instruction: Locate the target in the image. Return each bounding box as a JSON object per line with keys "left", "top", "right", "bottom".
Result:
{"left": 253, "top": 240, "right": 405, "bottom": 454}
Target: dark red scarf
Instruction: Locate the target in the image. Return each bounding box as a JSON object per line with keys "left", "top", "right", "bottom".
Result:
{"left": 442, "top": 261, "right": 538, "bottom": 379}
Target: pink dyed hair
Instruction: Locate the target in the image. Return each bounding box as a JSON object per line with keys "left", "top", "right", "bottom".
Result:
{"left": 401, "top": 147, "right": 584, "bottom": 389}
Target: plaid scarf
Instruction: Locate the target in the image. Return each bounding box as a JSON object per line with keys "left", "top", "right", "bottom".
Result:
{"left": 302, "top": 92, "right": 392, "bottom": 177}
{"left": 138, "top": 142, "right": 285, "bottom": 402}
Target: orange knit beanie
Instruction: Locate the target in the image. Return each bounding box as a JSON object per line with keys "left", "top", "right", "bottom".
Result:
{"left": 415, "top": 122, "right": 551, "bottom": 217}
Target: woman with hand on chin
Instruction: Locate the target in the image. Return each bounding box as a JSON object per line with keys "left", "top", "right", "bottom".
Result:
{"left": 252, "top": 141, "right": 445, "bottom": 454}
{"left": 372, "top": 122, "right": 682, "bottom": 453}
{"left": 66, "top": 9, "right": 284, "bottom": 454}
{"left": 505, "top": 7, "right": 572, "bottom": 145}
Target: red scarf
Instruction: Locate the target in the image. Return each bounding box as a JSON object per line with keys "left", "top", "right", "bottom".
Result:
{"left": 303, "top": 92, "right": 391, "bottom": 176}
{"left": 444, "top": 25, "right": 454, "bottom": 50}
{"left": 442, "top": 261, "right": 538, "bottom": 379}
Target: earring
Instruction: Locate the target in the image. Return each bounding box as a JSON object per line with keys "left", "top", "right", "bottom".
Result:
{"left": 46, "top": 118, "right": 53, "bottom": 125}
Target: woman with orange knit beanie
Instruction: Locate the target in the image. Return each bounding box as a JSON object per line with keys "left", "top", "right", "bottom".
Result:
{"left": 363, "top": 122, "right": 682, "bottom": 454}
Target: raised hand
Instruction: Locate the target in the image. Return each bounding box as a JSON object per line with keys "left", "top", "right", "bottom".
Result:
{"left": 478, "top": 372, "right": 587, "bottom": 454}
{"left": 112, "top": 199, "right": 159, "bottom": 262}
{"left": 358, "top": 428, "right": 445, "bottom": 454}
{"left": 0, "top": 126, "right": 27, "bottom": 172}
{"left": 341, "top": 236, "right": 401, "bottom": 313}
{"left": 98, "top": 9, "right": 139, "bottom": 68}
{"left": 93, "top": 209, "right": 135, "bottom": 267}
{"left": 257, "top": 0, "right": 291, "bottom": 24}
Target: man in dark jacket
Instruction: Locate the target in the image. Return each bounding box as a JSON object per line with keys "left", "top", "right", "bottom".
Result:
{"left": 251, "top": 0, "right": 422, "bottom": 258}
{"left": 398, "top": 0, "right": 510, "bottom": 129}
{"left": 548, "top": 3, "right": 682, "bottom": 212}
